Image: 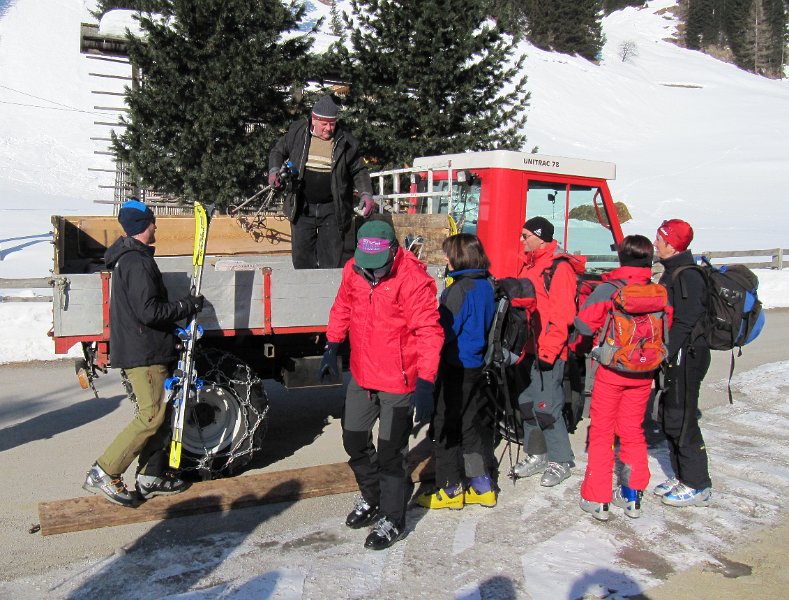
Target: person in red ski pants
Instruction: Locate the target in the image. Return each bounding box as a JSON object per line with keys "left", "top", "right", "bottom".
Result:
{"left": 571, "top": 234, "right": 667, "bottom": 521}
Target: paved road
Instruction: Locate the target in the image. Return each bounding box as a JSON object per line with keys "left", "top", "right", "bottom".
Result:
{"left": 0, "top": 311, "right": 787, "bottom": 598}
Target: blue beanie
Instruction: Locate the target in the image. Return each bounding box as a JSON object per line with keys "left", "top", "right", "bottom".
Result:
{"left": 118, "top": 199, "right": 155, "bottom": 236}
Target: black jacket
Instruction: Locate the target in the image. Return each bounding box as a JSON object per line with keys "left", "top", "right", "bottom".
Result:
{"left": 268, "top": 118, "right": 373, "bottom": 231}
{"left": 104, "top": 236, "right": 192, "bottom": 369}
{"left": 659, "top": 250, "right": 708, "bottom": 359}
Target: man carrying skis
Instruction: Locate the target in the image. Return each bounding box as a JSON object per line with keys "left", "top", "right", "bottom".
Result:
{"left": 82, "top": 199, "right": 203, "bottom": 506}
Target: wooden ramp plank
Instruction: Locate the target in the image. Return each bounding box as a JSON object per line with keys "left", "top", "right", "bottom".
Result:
{"left": 39, "top": 449, "right": 434, "bottom": 536}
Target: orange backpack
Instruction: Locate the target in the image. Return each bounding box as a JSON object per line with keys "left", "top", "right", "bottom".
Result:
{"left": 592, "top": 281, "right": 669, "bottom": 374}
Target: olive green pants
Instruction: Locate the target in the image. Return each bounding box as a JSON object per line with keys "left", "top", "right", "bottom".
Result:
{"left": 97, "top": 364, "right": 170, "bottom": 477}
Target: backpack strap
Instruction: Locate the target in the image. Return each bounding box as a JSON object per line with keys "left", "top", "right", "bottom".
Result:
{"left": 541, "top": 257, "right": 569, "bottom": 293}
{"left": 595, "top": 280, "right": 625, "bottom": 348}
{"left": 669, "top": 264, "right": 708, "bottom": 342}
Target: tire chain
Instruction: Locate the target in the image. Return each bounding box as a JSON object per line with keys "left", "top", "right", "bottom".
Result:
{"left": 119, "top": 350, "right": 269, "bottom": 478}
{"left": 180, "top": 347, "right": 269, "bottom": 477}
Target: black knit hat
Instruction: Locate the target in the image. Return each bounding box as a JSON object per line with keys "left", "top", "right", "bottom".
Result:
{"left": 523, "top": 216, "right": 554, "bottom": 242}
{"left": 118, "top": 199, "right": 155, "bottom": 237}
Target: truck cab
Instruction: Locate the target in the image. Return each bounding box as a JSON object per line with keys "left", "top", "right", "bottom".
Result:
{"left": 404, "top": 150, "right": 623, "bottom": 275}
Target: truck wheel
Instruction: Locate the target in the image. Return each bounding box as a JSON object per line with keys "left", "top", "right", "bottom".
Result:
{"left": 180, "top": 348, "right": 269, "bottom": 478}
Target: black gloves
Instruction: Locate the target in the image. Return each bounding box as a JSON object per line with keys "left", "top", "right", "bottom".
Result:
{"left": 537, "top": 358, "right": 554, "bottom": 372}
{"left": 179, "top": 293, "right": 204, "bottom": 316}
{"left": 188, "top": 294, "right": 204, "bottom": 314}
{"left": 319, "top": 342, "right": 340, "bottom": 383}
{"left": 410, "top": 378, "right": 435, "bottom": 423}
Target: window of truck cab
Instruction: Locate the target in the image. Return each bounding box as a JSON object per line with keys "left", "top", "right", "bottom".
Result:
{"left": 525, "top": 180, "right": 619, "bottom": 271}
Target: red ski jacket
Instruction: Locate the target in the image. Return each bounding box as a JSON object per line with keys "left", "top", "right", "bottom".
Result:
{"left": 517, "top": 240, "right": 585, "bottom": 364}
{"left": 326, "top": 248, "right": 444, "bottom": 393}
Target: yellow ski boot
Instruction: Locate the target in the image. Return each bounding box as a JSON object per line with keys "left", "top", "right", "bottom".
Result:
{"left": 464, "top": 475, "right": 497, "bottom": 508}
{"left": 416, "top": 483, "right": 464, "bottom": 510}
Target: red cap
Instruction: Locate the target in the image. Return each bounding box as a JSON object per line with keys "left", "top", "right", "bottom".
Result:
{"left": 657, "top": 219, "right": 693, "bottom": 252}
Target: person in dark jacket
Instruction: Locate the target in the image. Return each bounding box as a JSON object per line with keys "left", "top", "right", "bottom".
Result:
{"left": 416, "top": 234, "right": 497, "bottom": 511}
{"left": 82, "top": 200, "right": 203, "bottom": 507}
{"left": 653, "top": 218, "right": 712, "bottom": 507}
{"left": 319, "top": 219, "right": 444, "bottom": 550}
{"left": 268, "top": 95, "right": 374, "bottom": 269}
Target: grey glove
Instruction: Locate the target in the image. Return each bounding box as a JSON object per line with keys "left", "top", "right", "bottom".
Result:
{"left": 268, "top": 171, "right": 282, "bottom": 189}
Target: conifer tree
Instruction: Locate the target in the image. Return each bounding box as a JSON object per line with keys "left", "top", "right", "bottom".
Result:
{"left": 724, "top": 0, "right": 786, "bottom": 77}
{"left": 335, "top": 0, "right": 529, "bottom": 169}
{"left": 602, "top": 0, "right": 646, "bottom": 15}
{"left": 113, "top": 0, "right": 314, "bottom": 207}
{"left": 739, "top": 0, "right": 779, "bottom": 74}
{"left": 93, "top": 0, "right": 159, "bottom": 18}
{"left": 523, "top": 0, "right": 605, "bottom": 62}
{"left": 329, "top": 0, "right": 344, "bottom": 39}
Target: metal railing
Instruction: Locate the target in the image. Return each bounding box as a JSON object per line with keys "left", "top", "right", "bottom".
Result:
{"left": 699, "top": 248, "right": 787, "bottom": 270}
{"left": 0, "top": 278, "right": 54, "bottom": 303}
{"left": 370, "top": 162, "right": 455, "bottom": 215}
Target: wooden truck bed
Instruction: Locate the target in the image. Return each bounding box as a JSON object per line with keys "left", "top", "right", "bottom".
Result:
{"left": 50, "top": 213, "right": 449, "bottom": 340}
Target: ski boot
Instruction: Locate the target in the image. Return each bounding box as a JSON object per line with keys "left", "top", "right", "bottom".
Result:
{"left": 612, "top": 485, "right": 643, "bottom": 518}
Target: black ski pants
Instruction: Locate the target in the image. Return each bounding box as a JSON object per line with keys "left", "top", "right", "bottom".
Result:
{"left": 290, "top": 202, "right": 353, "bottom": 269}
{"left": 659, "top": 341, "right": 712, "bottom": 490}
{"left": 342, "top": 376, "right": 413, "bottom": 528}
{"left": 430, "top": 364, "right": 490, "bottom": 488}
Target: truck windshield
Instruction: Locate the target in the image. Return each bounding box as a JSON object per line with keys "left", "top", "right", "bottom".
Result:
{"left": 526, "top": 181, "right": 618, "bottom": 270}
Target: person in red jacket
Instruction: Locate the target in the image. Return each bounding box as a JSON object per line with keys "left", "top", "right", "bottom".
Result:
{"left": 511, "top": 216, "right": 585, "bottom": 487}
{"left": 319, "top": 219, "right": 444, "bottom": 550}
{"left": 572, "top": 235, "right": 669, "bottom": 521}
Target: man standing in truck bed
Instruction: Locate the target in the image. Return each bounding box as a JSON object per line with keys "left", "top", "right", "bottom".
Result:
{"left": 268, "top": 95, "right": 375, "bottom": 269}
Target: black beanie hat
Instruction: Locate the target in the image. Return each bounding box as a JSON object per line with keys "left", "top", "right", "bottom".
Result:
{"left": 523, "top": 216, "right": 554, "bottom": 242}
{"left": 118, "top": 199, "right": 155, "bottom": 237}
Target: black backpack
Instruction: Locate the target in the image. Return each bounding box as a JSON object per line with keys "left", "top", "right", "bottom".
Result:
{"left": 673, "top": 258, "right": 766, "bottom": 401}
{"left": 479, "top": 277, "right": 535, "bottom": 479}
{"left": 483, "top": 277, "right": 536, "bottom": 371}
{"left": 674, "top": 259, "right": 765, "bottom": 352}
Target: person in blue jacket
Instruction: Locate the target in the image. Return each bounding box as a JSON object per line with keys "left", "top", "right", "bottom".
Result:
{"left": 417, "top": 233, "right": 497, "bottom": 510}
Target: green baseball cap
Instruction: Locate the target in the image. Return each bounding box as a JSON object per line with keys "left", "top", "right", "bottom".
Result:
{"left": 354, "top": 220, "right": 396, "bottom": 269}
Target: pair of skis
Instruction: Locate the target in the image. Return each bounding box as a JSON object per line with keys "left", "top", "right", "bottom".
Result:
{"left": 167, "top": 202, "right": 214, "bottom": 469}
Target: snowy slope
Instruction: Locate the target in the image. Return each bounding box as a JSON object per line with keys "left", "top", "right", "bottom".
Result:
{"left": 522, "top": 0, "right": 789, "bottom": 249}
